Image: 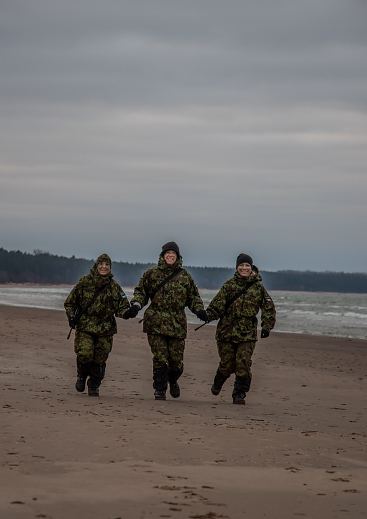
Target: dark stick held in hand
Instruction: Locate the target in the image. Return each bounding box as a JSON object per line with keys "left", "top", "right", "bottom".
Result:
{"left": 194, "top": 322, "right": 207, "bottom": 331}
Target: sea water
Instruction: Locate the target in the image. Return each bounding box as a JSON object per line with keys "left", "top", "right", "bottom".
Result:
{"left": 0, "top": 285, "right": 366, "bottom": 340}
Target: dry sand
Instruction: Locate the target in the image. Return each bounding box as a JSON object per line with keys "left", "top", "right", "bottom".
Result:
{"left": 1, "top": 305, "right": 366, "bottom": 519}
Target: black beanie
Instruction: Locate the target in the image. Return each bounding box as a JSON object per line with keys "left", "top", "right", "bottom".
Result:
{"left": 161, "top": 241, "right": 180, "bottom": 257}
{"left": 236, "top": 253, "right": 253, "bottom": 268}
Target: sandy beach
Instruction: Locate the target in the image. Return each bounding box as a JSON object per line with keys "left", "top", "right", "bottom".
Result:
{"left": 1, "top": 305, "right": 366, "bottom": 519}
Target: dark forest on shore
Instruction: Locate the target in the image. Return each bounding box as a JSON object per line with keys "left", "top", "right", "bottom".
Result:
{"left": 1, "top": 247, "right": 367, "bottom": 293}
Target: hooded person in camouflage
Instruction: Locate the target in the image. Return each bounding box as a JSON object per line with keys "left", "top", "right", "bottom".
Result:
{"left": 123, "top": 242, "right": 207, "bottom": 400}
{"left": 64, "top": 253, "right": 130, "bottom": 397}
{"left": 206, "top": 253, "right": 276, "bottom": 405}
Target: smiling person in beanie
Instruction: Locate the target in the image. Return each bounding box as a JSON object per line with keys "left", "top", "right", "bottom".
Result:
{"left": 123, "top": 241, "right": 207, "bottom": 401}
{"left": 64, "top": 253, "right": 130, "bottom": 397}
{"left": 206, "top": 253, "right": 276, "bottom": 405}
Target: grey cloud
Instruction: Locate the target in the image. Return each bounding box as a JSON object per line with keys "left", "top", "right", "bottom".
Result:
{"left": 1, "top": 1, "right": 366, "bottom": 271}
{"left": 1, "top": 1, "right": 367, "bottom": 109}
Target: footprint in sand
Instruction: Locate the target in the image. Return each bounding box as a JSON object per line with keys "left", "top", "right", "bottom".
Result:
{"left": 189, "top": 513, "right": 229, "bottom": 518}
{"left": 155, "top": 485, "right": 181, "bottom": 491}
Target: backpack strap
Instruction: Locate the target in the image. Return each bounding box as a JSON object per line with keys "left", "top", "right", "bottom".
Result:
{"left": 137, "top": 268, "right": 184, "bottom": 324}
{"left": 224, "top": 279, "right": 256, "bottom": 313}
{"left": 150, "top": 268, "right": 183, "bottom": 302}
{"left": 224, "top": 287, "right": 248, "bottom": 313}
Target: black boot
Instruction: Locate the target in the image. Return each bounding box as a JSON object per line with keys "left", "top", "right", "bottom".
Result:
{"left": 154, "top": 390, "right": 166, "bottom": 400}
{"left": 75, "top": 359, "right": 90, "bottom": 392}
{"left": 87, "top": 379, "right": 99, "bottom": 397}
{"left": 232, "top": 376, "right": 250, "bottom": 405}
{"left": 168, "top": 367, "right": 183, "bottom": 399}
{"left": 75, "top": 376, "right": 86, "bottom": 392}
{"left": 153, "top": 365, "right": 168, "bottom": 400}
{"left": 232, "top": 393, "right": 246, "bottom": 404}
{"left": 88, "top": 363, "right": 105, "bottom": 397}
{"left": 211, "top": 370, "right": 228, "bottom": 396}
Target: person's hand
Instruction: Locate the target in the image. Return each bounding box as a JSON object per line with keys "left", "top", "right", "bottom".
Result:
{"left": 261, "top": 328, "right": 270, "bottom": 338}
{"left": 122, "top": 304, "right": 140, "bottom": 320}
{"left": 251, "top": 264, "right": 259, "bottom": 276}
{"left": 195, "top": 309, "right": 208, "bottom": 322}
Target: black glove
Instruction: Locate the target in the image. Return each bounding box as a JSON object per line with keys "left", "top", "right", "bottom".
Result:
{"left": 68, "top": 317, "right": 76, "bottom": 329}
{"left": 122, "top": 304, "right": 140, "bottom": 320}
{"left": 195, "top": 309, "right": 208, "bottom": 322}
{"left": 261, "top": 328, "right": 270, "bottom": 338}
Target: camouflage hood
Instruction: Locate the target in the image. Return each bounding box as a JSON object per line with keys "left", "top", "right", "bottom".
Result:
{"left": 64, "top": 253, "right": 130, "bottom": 336}
{"left": 90, "top": 253, "right": 113, "bottom": 286}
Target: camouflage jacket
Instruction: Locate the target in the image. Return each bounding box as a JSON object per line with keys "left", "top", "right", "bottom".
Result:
{"left": 64, "top": 263, "right": 129, "bottom": 336}
{"left": 206, "top": 272, "right": 276, "bottom": 343}
{"left": 131, "top": 256, "right": 205, "bottom": 338}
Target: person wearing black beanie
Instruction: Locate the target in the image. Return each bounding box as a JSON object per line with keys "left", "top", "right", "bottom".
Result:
{"left": 123, "top": 241, "right": 207, "bottom": 401}
{"left": 161, "top": 241, "right": 180, "bottom": 257}
{"left": 236, "top": 253, "right": 253, "bottom": 268}
{"left": 205, "top": 253, "right": 276, "bottom": 405}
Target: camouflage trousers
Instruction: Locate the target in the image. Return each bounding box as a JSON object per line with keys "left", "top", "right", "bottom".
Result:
{"left": 74, "top": 330, "right": 113, "bottom": 365}
{"left": 147, "top": 334, "right": 185, "bottom": 371}
{"left": 217, "top": 340, "right": 256, "bottom": 380}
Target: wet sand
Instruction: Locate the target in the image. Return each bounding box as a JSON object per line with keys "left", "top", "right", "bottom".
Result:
{"left": 1, "top": 305, "right": 366, "bottom": 518}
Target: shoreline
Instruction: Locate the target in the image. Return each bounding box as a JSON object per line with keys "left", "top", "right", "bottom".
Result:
{"left": 1, "top": 282, "right": 367, "bottom": 296}
{"left": 0, "top": 302, "right": 365, "bottom": 342}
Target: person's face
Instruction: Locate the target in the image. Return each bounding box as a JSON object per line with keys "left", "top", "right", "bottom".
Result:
{"left": 164, "top": 251, "right": 177, "bottom": 265}
{"left": 237, "top": 262, "right": 252, "bottom": 278}
{"left": 97, "top": 261, "right": 111, "bottom": 276}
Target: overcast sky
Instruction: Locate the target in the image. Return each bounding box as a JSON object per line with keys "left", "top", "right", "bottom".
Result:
{"left": 1, "top": 0, "right": 367, "bottom": 272}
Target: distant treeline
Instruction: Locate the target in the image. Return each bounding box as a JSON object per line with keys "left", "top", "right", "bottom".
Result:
{"left": 1, "top": 247, "right": 367, "bottom": 293}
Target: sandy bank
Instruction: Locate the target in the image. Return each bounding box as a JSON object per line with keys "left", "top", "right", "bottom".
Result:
{"left": 1, "top": 305, "right": 366, "bottom": 518}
